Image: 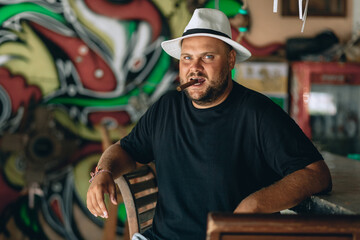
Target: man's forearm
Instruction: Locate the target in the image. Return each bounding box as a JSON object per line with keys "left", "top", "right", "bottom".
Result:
{"left": 234, "top": 160, "right": 332, "bottom": 213}
{"left": 97, "top": 141, "right": 137, "bottom": 179}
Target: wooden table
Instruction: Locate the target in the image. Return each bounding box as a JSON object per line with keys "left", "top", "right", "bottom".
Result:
{"left": 206, "top": 213, "right": 360, "bottom": 240}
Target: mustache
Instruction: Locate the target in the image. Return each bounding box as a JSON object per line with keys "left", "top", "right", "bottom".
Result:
{"left": 187, "top": 72, "right": 207, "bottom": 79}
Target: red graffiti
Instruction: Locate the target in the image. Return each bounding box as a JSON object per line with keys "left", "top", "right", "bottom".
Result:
{"left": 31, "top": 23, "right": 117, "bottom": 92}
{"left": 50, "top": 198, "right": 64, "bottom": 224}
{"left": 84, "top": 0, "right": 162, "bottom": 41}
{"left": 88, "top": 111, "right": 131, "bottom": 126}
{"left": 68, "top": 143, "right": 102, "bottom": 165}
{"left": 0, "top": 67, "right": 42, "bottom": 114}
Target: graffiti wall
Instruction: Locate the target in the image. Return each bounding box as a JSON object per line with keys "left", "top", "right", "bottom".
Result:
{"left": 0, "top": 0, "right": 247, "bottom": 239}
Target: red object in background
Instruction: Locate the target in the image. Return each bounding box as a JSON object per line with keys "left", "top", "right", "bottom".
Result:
{"left": 240, "top": 37, "right": 284, "bottom": 57}
{"left": 230, "top": 26, "right": 284, "bottom": 57}
{"left": 290, "top": 62, "right": 360, "bottom": 138}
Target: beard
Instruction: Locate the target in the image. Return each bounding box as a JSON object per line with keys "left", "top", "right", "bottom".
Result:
{"left": 184, "top": 67, "right": 231, "bottom": 106}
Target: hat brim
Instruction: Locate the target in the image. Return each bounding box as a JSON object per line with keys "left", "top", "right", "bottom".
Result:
{"left": 161, "top": 33, "right": 251, "bottom": 63}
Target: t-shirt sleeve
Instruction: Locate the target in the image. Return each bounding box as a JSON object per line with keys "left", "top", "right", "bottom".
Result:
{"left": 258, "top": 100, "right": 323, "bottom": 177}
{"left": 120, "top": 101, "right": 158, "bottom": 164}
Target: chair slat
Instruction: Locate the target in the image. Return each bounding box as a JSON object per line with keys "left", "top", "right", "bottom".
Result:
{"left": 135, "top": 192, "right": 158, "bottom": 208}
{"left": 130, "top": 179, "right": 157, "bottom": 194}
{"left": 139, "top": 208, "right": 156, "bottom": 224}
{"left": 125, "top": 167, "right": 152, "bottom": 179}
{"left": 140, "top": 222, "right": 153, "bottom": 234}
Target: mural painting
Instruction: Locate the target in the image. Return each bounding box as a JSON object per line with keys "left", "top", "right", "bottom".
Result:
{"left": 0, "top": 0, "right": 248, "bottom": 239}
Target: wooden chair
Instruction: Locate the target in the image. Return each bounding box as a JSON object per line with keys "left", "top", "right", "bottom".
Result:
{"left": 206, "top": 212, "right": 360, "bottom": 240}
{"left": 114, "top": 165, "right": 158, "bottom": 238}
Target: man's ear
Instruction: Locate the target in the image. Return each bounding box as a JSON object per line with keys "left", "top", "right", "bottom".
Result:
{"left": 228, "top": 49, "right": 236, "bottom": 70}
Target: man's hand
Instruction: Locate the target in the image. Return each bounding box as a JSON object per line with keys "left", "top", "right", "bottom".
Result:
{"left": 86, "top": 172, "right": 117, "bottom": 218}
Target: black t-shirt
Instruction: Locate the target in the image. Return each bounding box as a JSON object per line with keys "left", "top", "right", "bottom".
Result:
{"left": 120, "top": 81, "right": 323, "bottom": 240}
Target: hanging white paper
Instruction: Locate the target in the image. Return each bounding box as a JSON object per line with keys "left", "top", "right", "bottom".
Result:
{"left": 273, "top": 0, "right": 278, "bottom": 13}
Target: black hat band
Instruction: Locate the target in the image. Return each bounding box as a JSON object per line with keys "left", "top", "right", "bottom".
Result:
{"left": 182, "top": 28, "right": 230, "bottom": 39}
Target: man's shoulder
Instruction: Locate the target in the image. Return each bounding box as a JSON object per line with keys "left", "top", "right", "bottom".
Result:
{"left": 154, "top": 89, "right": 182, "bottom": 106}
{"left": 232, "top": 82, "right": 275, "bottom": 110}
{"left": 160, "top": 89, "right": 180, "bottom": 100}
{"left": 147, "top": 90, "right": 183, "bottom": 113}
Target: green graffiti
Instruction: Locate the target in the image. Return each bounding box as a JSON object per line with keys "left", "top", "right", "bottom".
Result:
{"left": 20, "top": 202, "right": 31, "bottom": 228}
{"left": 20, "top": 201, "right": 39, "bottom": 233}
{"left": 47, "top": 50, "right": 170, "bottom": 107}
{"left": 128, "top": 21, "right": 137, "bottom": 41}
{"left": 0, "top": 3, "right": 66, "bottom": 25}
{"left": 204, "top": 0, "right": 244, "bottom": 17}
{"left": 142, "top": 49, "right": 170, "bottom": 94}
{"left": 117, "top": 203, "right": 127, "bottom": 223}
{"left": 269, "top": 96, "right": 285, "bottom": 109}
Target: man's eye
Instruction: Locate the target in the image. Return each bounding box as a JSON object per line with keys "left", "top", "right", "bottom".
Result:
{"left": 204, "top": 55, "right": 214, "bottom": 60}
{"left": 183, "top": 56, "right": 191, "bottom": 60}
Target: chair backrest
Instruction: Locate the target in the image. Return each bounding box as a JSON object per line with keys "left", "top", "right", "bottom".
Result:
{"left": 114, "top": 165, "right": 158, "bottom": 237}
{"left": 206, "top": 212, "right": 360, "bottom": 240}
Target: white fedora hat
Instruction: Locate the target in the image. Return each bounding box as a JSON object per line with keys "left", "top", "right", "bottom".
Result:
{"left": 161, "top": 8, "right": 251, "bottom": 63}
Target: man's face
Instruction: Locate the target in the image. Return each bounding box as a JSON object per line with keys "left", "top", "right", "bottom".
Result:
{"left": 179, "top": 36, "right": 236, "bottom": 108}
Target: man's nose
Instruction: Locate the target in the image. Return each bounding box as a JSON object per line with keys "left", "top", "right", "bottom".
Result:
{"left": 190, "top": 58, "right": 204, "bottom": 72}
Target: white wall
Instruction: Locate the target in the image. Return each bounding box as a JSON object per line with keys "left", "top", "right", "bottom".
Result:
{"left": 353, "top": 0, "right": 360, "bottom": 34}
{"left": 246, "top": 0, "right": 353, "bottom": 46}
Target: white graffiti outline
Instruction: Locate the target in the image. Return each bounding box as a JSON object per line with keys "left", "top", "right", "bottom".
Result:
{"left": 0, "top": 0, "right": 64, "bottom": 13}
{"left": 0, "top": 85, "right": 11, "bottom": 129}
{"left": 0, "top": 30, "right": 18, "bottom": 44}
{"left": 41, "top": 167, "right": 78, "bottom": 240}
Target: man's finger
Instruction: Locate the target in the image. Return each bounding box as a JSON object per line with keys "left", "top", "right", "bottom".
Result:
{"left": 90, "top": 190, "right": 103, "bottom": 217}
{"left": 86, "top": 194, "right": 98, "bottom": 217}
{"left": 95, "top": 190, "right": 108, "bottom": 218}
{"left": 110, "top": 183, "right": 118, "bottom": 205}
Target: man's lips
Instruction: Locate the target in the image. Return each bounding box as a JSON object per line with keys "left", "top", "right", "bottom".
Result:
{"left": 189, "top": 77, "right": 205, "bottom": 86}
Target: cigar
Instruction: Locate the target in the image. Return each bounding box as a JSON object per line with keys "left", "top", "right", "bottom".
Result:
{"left": 176, "top": 79, "right": 199, "bottom": 91}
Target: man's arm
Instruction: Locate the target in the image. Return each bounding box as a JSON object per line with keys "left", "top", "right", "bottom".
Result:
{"left": 86, "top": 141, "right": 137, "bottom": 218}
{"left": 234, "top": 160, "right": 332, "bottom": 213}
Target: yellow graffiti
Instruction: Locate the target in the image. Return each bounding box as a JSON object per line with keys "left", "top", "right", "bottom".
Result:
{"left": 67, "top": 0, "right": 115, "bottom": 53}
{"left": 0, "top": 22, "right": 59, "bottom": 96}
{"left": 152, "top": 0, "right": 191, "bottom": 38}
{"left": 52, "top": 108, "right": 134, "bottom": 141}
{"left": 4, "top": 153, "right": 25, "bottom": 188}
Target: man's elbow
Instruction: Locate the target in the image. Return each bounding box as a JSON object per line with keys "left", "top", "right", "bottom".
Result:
{"left": 315, "top": 160, "right": 333, "bottom": 195}
{"left": 321, "top": 171, "right": 332, "bottom": 194}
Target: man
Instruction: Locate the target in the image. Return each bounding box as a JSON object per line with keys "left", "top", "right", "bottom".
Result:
{"left": 87, "top": 8, "right": 332, "bottom": 240}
